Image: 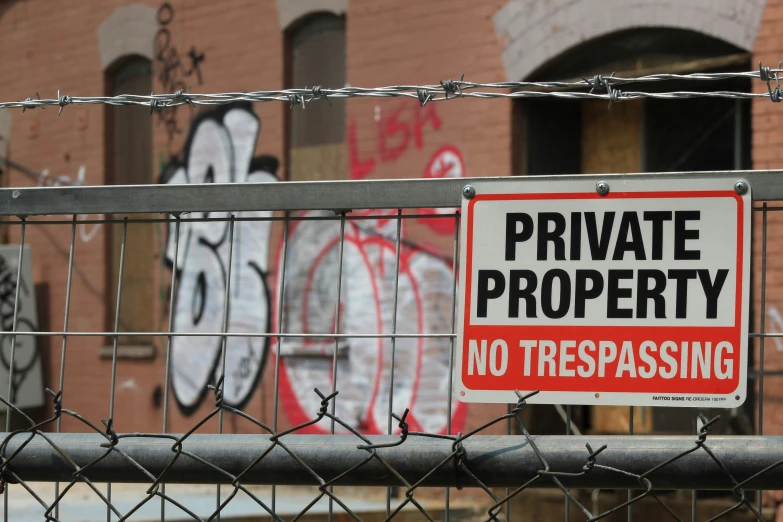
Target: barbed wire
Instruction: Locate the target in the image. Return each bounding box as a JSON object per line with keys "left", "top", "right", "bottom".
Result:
{"left": 2, "top": 64, "right": 783, "bottom": 114}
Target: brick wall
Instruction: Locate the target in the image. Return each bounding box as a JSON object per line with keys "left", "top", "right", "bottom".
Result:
{"left": 1, "top": 1, "right": 138, "bottom": 433}
{"left": 753, "top": 0, "right": 783, "bottom": 443}
{"left": 1, "top": 0, "right": 781, "bottom": 442}
{"left": 0, "top": 0, "right": 510, "bottom": 436}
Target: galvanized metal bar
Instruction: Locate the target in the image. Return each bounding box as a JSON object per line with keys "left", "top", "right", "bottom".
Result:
{"left": 506, "top": 403, "right": 513, "bottom": 522}
{"left": 445, "top": 212, "right": 460, "bottom": 522}
{"left": 565, "top": 403, "right": 572, "bottom": 522}
{"left": 161, "top": 218, "right": 181, "bottom": 522}
{"left": 0, "top": 170, "right": 776, "bottom": 216}
{"left": 735, "top": 105, "right": 742, "bottom": 172}
{"left": 386, "top": 209, "right": 403, "bottom": 519}
{"left": 758, "top": 203, "right": 769, "bottom": 514}
{"left": 0, "top": 213, "right": 460, "bottom": 226}
{"left": 691, "top": 411, "right": 698, "bottom": 522}
{"left": 0, "top": 331, "right": 453, "bottom": 339}
{"left": 271, "top": 213, "right": 290, "bottom": 515}
{"left": 54, "top": 216, "right": 77, "bottom": 522}
{"left": 5, "top": 434, "right": 783, "bottom": 490}
{"left": 106, "top": 218, "right": 128, "bottom": 522}
{"left": 628, "top": 405, "right": 634, "bottom": 522}
{"left": 216, "top": 217, "right": 236, "bottom": 522}
{"left": 3, "top": 220, "right": 26, "bottom": 521}
{"left": 329, "top": 214, "right": 347, "bottom": 522}
{"left": 108, "top": 219, "right": 128, "bottom": 420}
{"left": 0, "top": 203, "right": 774, "bottom": 227}
{"left": 4, "top": 222, "right": 26, "bottom": 423}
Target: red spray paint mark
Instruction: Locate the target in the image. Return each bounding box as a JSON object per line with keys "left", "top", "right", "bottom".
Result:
{"left": 350, "top": 102, "right": 443, "bottom": 180}
{"left": 417, "top": 144, "right": 465, "bottom": 235}
{"left": 272, "top": 213, "right": 467, "bottom": 436}
{"left": 349, "top": 122, "right": 375, "bottom": 180}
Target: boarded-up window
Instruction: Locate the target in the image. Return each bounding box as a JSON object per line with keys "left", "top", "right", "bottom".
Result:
{"left": 109, "top": 57, "right": 152, "bottom": 185}
{"left": 105, "top": 56, "right": 155, "bottom": 353}
{"left": 288, "top": 14, "right": 346, "bottom": 181}
{"left": 511, "top": 30, "right": 752, "bottom": 436}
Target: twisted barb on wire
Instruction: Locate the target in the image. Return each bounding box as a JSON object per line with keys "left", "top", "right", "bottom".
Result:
{"left": 3, "top": 65, "right": 783, "bottom": 113}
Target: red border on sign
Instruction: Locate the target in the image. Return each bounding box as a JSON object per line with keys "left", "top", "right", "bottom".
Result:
{"left": 462, "top": 190, "right": 744, "bottom": 395}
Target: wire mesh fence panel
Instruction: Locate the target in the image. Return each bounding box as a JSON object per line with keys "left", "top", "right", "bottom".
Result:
{"left": 0, "top": 171, "right": 781, "bottom": 522}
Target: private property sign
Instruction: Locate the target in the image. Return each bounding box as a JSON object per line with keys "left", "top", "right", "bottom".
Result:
{"left": 455, "top": 177, "right": 751, "bottom": 408}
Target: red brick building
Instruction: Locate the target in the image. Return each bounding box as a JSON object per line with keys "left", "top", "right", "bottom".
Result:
{"left": 0, "top": 0, "right": 781, "bottom": 449}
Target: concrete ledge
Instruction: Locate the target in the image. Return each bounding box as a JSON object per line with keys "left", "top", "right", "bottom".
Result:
{"left": 277, "top": 0, "right": 347, "bottom": 30}
{"left": 97, "top": 4, "right": 157, "bottom": 70}
{"left": 494, "top": 0, "right": 767, "bottom": 81}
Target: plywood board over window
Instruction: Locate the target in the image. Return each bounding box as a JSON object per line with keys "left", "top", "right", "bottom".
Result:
{"left": 104, "top": 56, "right": 156, "bottom": 358}
{"left": 0, "top": 111, "right": 11, "bottom": 244}
{"left": 581, "top": 100, "right": 642, "bottom": 175}
{"left": 288, "top": 14, "right": 346, "bottom": 182}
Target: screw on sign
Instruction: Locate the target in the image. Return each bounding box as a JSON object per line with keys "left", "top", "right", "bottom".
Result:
{"left": 275, "top": 211, "right": 466, "bottom": 434}
{"left": 418, "top": 145, "right": 465, "bottom": 234}
{"left": 455, "top": 177, "right": 751, "bottom": 408}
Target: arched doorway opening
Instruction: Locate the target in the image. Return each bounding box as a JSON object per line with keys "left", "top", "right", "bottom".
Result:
{"left": 512, "top": 28, "right": 751, "bottom": 177}
{"left": 511, "top": 28, "right": 754, "bottom": 437}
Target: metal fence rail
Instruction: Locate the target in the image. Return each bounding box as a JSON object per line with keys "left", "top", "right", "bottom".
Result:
{"left": 0, "top": 172, "right": 780, "bottom": 522}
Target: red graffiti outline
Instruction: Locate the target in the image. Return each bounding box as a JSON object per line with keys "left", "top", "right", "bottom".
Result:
{"left": 273, "top": 212, "right": 467, "bottom": 435}
{"left": 349, "top": 101, "right": 443, "bottom": 180}
{"left": 378, "top": 105, "right": 410, "bottom": 163}
{"left": 301, "top": 235, "right": 339, "bottom": 350}
{"left": 349, "top": 122, "right": 376, "bottom": 180}
{"left": 349, "top": 231, "right": 387, "bottom": 434}
{"left": 417, "top": 144, "right": 465, "bottom": 235}
{"left": 357, "top": 235, "right": 428, "bottom": 432}
{"left": 275, "top": 218, "right": 385, "bottom": 434}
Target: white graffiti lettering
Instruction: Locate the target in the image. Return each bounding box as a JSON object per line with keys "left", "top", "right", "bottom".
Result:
{"left": 163, "top": 103, "right": 276, "bottom": 412}
{"left": 163, "top": 103, "right": 466, "bottom": 435}
{"left": 276, "top": 213, "right": 465, "bottom": 434}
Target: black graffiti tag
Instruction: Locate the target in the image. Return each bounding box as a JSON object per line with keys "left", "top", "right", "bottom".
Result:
{"left": 154, "top": 2, "right": 206, "bottom": 148}
{"left": 0, "top": 257, "right": 38, "bottom": 403}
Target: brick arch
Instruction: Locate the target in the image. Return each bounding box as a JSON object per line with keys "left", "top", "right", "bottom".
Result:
{"left": 494, "top": 0, "right": 767, "bottom": 81}
{"left": 96, "top": 4, "right": 157, "bottom": 70}
{"left": 276, "top": 0, "right": 347, "bottom": 30}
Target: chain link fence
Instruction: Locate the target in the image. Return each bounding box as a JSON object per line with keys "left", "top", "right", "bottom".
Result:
{"left": 0, "top": 172, "right": 778, "bottom": 521}
{"left": 1, "top": 63, "right": 783, "bottom": 522}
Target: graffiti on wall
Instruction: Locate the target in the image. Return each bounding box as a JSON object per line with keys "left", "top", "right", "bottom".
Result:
{"left": 277, "top": 214, "right": 466, "bottom": 434}
{"left": 0, "top": 246, "right": 44, "bottom": 409}
{"left": 162, "top": 102, "right": 466, "bottom": 434}
{"left": 767, "top": 306, "right": 783, "bottom": 352}
{"left": 349, "top": 101, "right": 444, "bottom": 180}
{"left": 282, "top": 101, "right": 467, "bottom": 431}
{"left": 349, "top": 102, "right": 466, "bottom": 237}
{"left": 161, "top": 103, "right": 277, "bottom": 413}
{"left": 154, "top": 2, "right": 206, "bottom": 149}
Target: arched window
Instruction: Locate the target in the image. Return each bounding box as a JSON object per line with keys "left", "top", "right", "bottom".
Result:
{"left": 107, "top": 56, "right": 152, "bottom": 185}
{"left": 287, "top": 13, "right": 346, "bottom": 181}
{"left": 513, "top": 29, "right": 750, "bottom": 177}
{"left": 104, "top": 56, "right": 155, "bottom": 355}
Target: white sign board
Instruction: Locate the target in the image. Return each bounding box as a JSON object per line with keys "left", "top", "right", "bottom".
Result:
{"left": 455, "top": 177, "right": 750, "bottom": 408}
{"left": 0, "top": 245, "right": 44, "bottom": 409}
